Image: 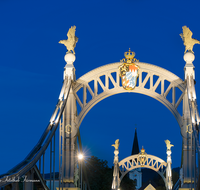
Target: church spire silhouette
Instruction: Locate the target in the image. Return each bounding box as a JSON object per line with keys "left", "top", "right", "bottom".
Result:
{"left": 131, "top": 128, "right": 139, "bottom": 155}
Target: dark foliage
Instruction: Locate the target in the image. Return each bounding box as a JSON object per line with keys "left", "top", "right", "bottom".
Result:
{"left": 120, "top": 173, "right": 136, "bottom": 190}
{"left": 152, "top": 168, "right": 179, "bottom": 190}
{"left": 84, "top": 156, "right": 135, "bottom": 190}
{"left": 84, "top": 156, "right": 112, "bottom": 190}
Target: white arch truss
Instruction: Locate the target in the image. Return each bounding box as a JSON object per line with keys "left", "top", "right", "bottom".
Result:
{"left": 74, "top": 62, "right": 186, "bottom": 127}
{"left": 118, "top": 154, "right": 167, "bottom": 183}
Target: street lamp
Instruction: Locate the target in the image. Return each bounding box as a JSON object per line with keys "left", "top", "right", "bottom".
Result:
{"left": 78, "top": 154, "right": 83, "bottom": 160}
{"left": 78, "top": 153, "right": 83, "bottom": 190}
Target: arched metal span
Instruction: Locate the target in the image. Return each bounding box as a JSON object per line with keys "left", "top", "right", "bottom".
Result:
{"left": 118, "top": 154, "right": 167, "bottom": 184}
{"left": 74, "top": 62, "right": 186, "bottom": 128}
{"left": 1, "top": 59, "right": 197, "bottom": 190}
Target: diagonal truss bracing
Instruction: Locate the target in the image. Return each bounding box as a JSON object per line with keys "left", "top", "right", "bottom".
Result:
{"left": 74, "top": 62, "right": 186, "bottom": 128}
{"left": 118, "top": 154, "right": 167, "bottom": 184}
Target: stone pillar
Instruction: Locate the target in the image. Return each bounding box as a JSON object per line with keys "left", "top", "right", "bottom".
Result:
{"left": 61, "top": 52, "right": 78, "bottom": 188}
{"left": 180, "top": 51, "right": 195, "bottom": 189}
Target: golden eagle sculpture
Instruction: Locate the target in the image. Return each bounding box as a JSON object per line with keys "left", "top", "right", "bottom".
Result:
{"left": 180, "top": 26, "right": 200, "bottom": 53}
{"left": 59, "top": 25, "right": 78, "bottom": 54}
{"left": 112, "top": 139, "right": 120, "bottom": 150}
{"left": 165, "top": 139, "right": 174, "bottom": 151}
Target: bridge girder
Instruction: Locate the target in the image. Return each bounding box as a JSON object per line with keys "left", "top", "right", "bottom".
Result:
{"left": 74, "top": 62, "right": 185, "bottom": 128}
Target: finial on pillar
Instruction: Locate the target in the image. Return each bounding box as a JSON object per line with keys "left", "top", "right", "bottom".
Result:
{"left": 184, "top": 51, "right": 195, "bottom": 80}
{"left": 63, "top": 53, "right": 76, "bottom": 80}
{"left": 112, "top": 139, "right": 120, "bottom": 151}
{"left": 59, "top": 26, "right": 78, "bottom": 80}
{"left": 165, "top": 139, "right": 173, "bottom": 190}
{"left": 165, "top": 139, "right": 174, "bottom": 152}
{"left": 184, "top": 51, "right": 195, "bottom": 63}
{"left": 64, "top": 52, "right": 76, "bottom": 65}
{"left": 112, "top": 139, "right": 120, "bottom": 163}
{"left": 59, "top": 25, "right": 78, "bottom": 54}
{"left": 112, "top": 139, "right": 120, "bottom": 190}
{"left": 180, "top": 26, "right": 200, "bottom": 54}
{"left": 180, "top": 26, "right": 199, "bottom": 80}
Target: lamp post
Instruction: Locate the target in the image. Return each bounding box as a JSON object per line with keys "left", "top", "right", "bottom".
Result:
{"left": 78, "top": 153, "right": 83, "bottom": 190}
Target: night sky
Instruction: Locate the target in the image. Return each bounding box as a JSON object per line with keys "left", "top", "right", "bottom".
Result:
{"left": 1, "top": 0, "right": 200, "bottom": 175}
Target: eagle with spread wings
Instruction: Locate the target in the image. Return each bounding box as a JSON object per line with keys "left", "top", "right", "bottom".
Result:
{"left": 180, "top": 26, "right": 200, "bottom": 53}
{"left": 165, "top": 139, "right": 174, "bottom": 151}
{"left": 59, "top": 26, "right": 78, "bottom": 54}
{"left": 112, "top": 139, "right": 120, "bottom": 150}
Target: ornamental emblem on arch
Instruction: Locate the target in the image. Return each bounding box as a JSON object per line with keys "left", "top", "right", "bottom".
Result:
{"left": 119, "top": 49, "right": 139, "bottom": 90}
{"left": 138, "top": 147, "right": 147, "bottom": 166}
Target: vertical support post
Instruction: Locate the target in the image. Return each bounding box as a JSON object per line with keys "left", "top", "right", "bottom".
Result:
{"left": 59, "top": 52, "right": 78, "bottom": 188}
{"left": 50, "top": 139, "right": 52, "bottom": 190}
{"left": 194, "top": 136, "right": 196, "bottom": 189}
{"left": 81, "top": 160, "right": 82, "bottom": 190}
{"left": 181, "top": 51, "right": 196, "bottom": 189}
{"left": 111, "top": 139, "right": 120, "bottom": 190}
{"left": 165, "top": 140, "right": 173, "bottom": 190}
{"left": 12, "top": 182, "right": 19, "bottom": 190}
{"left": 62, "top": 109, "right": 64, "bottom": 190}
{"left": 39, "top": 157, "right": 41, "bottom": 172}
{"left": 59, "top": 118, "right": 61, "bottom": 190}
{"left": 53, "top": 134, "right": 55, "bottom": 190}
{"left": 23, "top": 170, "right": 34, "bottom": 190}
{"left": 43, "top": 153, "right": 45, "bottom": 180}
{"left": 191, "top": 133, "right": 193, "bottom": 190}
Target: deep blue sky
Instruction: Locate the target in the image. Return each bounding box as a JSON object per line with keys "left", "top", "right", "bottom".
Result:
{"left": 1, "top": 0, "right": 200, "bottom": 175}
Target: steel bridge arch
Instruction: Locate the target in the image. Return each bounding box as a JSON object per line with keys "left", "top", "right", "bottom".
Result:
{"left": 118, "top": 154, "right": 167, "bottom": 184}
{"left": 74, "top": 62, "right": 186, "bottom": 128}
{"left": 0, "top": 61, "right": 186, "bottom": 189}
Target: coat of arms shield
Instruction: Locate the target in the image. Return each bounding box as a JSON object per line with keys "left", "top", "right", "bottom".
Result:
{"left": 119, "top": 49, "right": 139, "bottom": 90}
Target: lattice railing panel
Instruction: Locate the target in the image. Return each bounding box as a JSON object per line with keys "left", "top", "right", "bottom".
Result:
{"left": 118, "top": 154, "right": 167, "bottom": 183}
{"left": 119, "top": 155, "right": 166, "bottom": 173}
{"left": 74, "top": 62, "right": 185, "bottom": 127}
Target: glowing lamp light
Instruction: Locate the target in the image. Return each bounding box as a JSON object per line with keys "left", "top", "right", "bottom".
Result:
{"left": 78, "top": 154, "right": 83, "bottom": 160}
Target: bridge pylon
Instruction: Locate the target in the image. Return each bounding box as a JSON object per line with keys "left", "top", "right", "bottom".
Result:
{"left": 59, "top": 52, "right": 79, "bottom": 189}
{"left": 180, "top": 51, "right": 197, "bottom": 190}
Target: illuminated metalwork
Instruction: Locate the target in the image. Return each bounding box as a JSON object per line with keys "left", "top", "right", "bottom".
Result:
{"left": 1, "top": 27, "right": 200, "bottom": 190}
{"left": 119, "top": 152, "right": 167, "bottom": 182}
{"left": 112, "top": 139, "right": 120, "bottom": 150}
{"left": 180, "top": 26, "right": 200, "bottom": 53}
{"left": 65, "top": 124, "right": 72, "bottom": 134}
{"left": 111, "top": 139, "right": 120, "bottom": 190}
{"left": 138, "top": 147, "right": 147, "bottom": 166}
{"left": 186, "top": 124, "right": 193, "bottom": 134}
{"left": 111, "top": 141, "right": 174, "bottom": 190}
{"left": 59, "top": 25, "right": 78, "bottom": 54}
{"left": 165, "top": 140, "right": 174, "bottom": 151}
{"left": 119, "top": 49, "right": 139, "bottom": 90}
{"left": 74, "top": 62, "right": 185, "bottom": 128}
{"left": 165, "top": 140, "right": 173, "bottom": 190}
